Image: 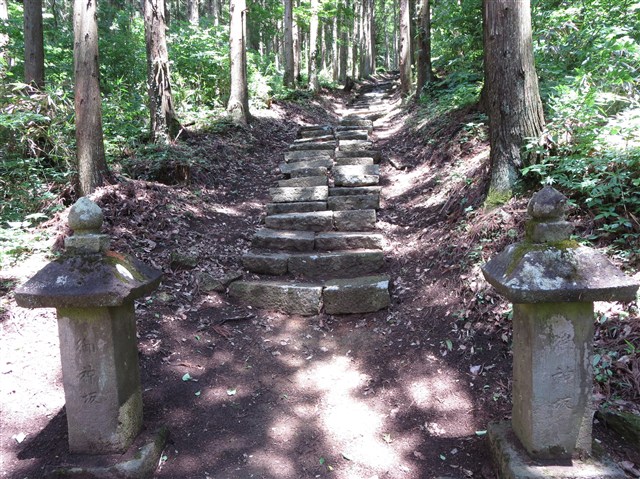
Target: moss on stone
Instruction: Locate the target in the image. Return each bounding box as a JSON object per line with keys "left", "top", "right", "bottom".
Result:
{"left": 506, "top": 239, "right": 580, "bottom": 276}
{"left": 484, "top": 189, "right": 512, "bottom": 209}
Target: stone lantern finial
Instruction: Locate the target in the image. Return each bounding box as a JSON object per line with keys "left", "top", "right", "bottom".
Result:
{"left": 65, "top": 197, "right": 110, "bottom": 253}
{"left": 525, "top": 185, "right": 574, "bottom": 243}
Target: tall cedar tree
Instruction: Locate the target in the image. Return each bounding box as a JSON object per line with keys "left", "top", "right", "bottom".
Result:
{"left": 144, "top": 0, "right": 182, "bottom": 142}
{"left": 24, "top": 0, "right": 44, "bottom": 88}
{"left": 415, "top": 0, "right": 433, "bottom": 97}
{"left": 283, "top": 0, "right": 294, "bottom": 87}
{"left": 228, "top": 0, "right": 250, "bottom": 124}
{"left": 484, "top": 0, "right": 544, "bottom": 196}
{"left": 308, "top": 0, "right": 319, "bottom": 92}
{"left": 188, "top": 0, "right": 199, "bottom": 24}
{"left": 0, "top": 0, "right": 8, "bottom": 65}
{"left": 73, "top": 0, "right": 110, "bottom": 196}
{"left": 399, "top": 0, "right": 411, "bottom": 95}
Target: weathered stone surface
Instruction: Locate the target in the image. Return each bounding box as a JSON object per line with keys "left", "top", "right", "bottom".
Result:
{"left": 333, "top": 166, "right": 380, "bottom": 187}
{"left": 288, "top": 250, "right": 383, "bottom": 278}
{"left": 598, "top": 411, "right": 640, "bottom": 449}
{"left": 266, "top": 202, "right": 327, "bottom": 215}
{"left": 338, "top": 139, "right": 373, "bottom": 151}
{"left": 335, "top": 130, "right": 369, "bottom": 141}
{"left": 294, "top": 134, "right": 335, "bottom": 143}
{"left": 265, "top": 211, "right": 334, "bottom": 232}
{"left": 336, "top": 124, "right": 373, "bottom": 134}
{"left": 252, "top": 229, "right": 315, "bottom": 251}
{"left": 270, "top": 186, "right": 329, "bottom": 203}
{"left": 335, "top": 149, "right": 381, "bottom": 162}
{"left": 335, "top": 157, "right": 374, "bottom": 166}
{"left": 284, "top": 150, "right": 334, "bottom": 162}
{"left": 298, "top": 125, "right": 333, "bottom": 137}
{"left": 334, "top": 209, "right": 377, "bottom": 231}
{"left": 328, "top": 194, "right": 380, "bottom": 211}
{"left": 323, "top": 275, "right": 390, "bottom": 314}
{"left": 290, "top": 167, "right": 329, "bottom": 178}
{"left": 488, "top": 421, "right": 626, "bottom": 479}
{"left": 196, "top": 271, "right": 242, "bottom": 292}
{"left": 170, "top": 251, "right": 198, "bottom": 270}
{"left": 482, "top": 244, "right": 639, "bottom": 303}
{"left": 329, "top": 186, "right": 381, "bottom": 196}
{"left": 228, "top": 280, "right": 322, "bottom": 316}
{"left": 243, "top": 252, "right": 289, "bottom": 275}
{"left": 315, "top": 232, "right": 384, "bottom": 250}
{"left": 279, "top": 159, "right": 333, "bottom": 174}
{"left": 288, "top": 141, "right": 336, "bottom": 151}
{"left": 278, "top": 176, "right": 327, "bottom": 188}
{"left": 339, "top": 119, "right": 373, "bottom": 129}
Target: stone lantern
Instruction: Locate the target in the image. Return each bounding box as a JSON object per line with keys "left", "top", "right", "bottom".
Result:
{"left": 482, "top": 187, "right": 638, "bottom": 474}
{"left": 15, "top": 197, "right": 162, "bottom": 455}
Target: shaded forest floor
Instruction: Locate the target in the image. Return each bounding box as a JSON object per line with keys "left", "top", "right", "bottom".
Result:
{"left": 1, "top": 77, "right": 639, "bottom": 479}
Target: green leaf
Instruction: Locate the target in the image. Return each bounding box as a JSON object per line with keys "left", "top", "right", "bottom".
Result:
{"left": 182, "top": 372, "right": 192, "bottom": 381}
{"left": 195, "top": 390, "right": 201, "bottom": 396}
{"left": 319, "top": 457, "right": 325, "bottom": 465}
{"left": 440, "top": 454, "right": 446, "bottom": 460}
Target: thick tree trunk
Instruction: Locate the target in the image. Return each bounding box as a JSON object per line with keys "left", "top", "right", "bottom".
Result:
{"left": 144, "top": 0, "right": 182, "bottom": 142}
{"left": 332, "top": 7, "right": 338, "bottom": 82}
{"left": 228, "top": 0, "right": 250, "bottom": 123}
{"left": 308, "top": 0, "right": 319, "bottom": 92}
{"left": 293, "top": 0, "right": 301, "bottom": 82}
{"left": 0, "top": 0, "right": 9, "bottom": 66}
{"left": 484, "top": 0, "right": 545, "bottom": 197}
{"left": 415, "top": 0, "right": 432, "bottom": 97}
{"left": 73, "top": 0, "right": 109, "bottom": 196}
{"left": 283, "top": 0, "right": 294, "bottom": 87}
{"left": 351, "top": 0, "right": 360, "bottom": 79}
{"left": 399, "top": 0, "right": 411, "bottom": 95}
{"left": 338, "top": 0, "right": 348, "bottom": 83}
{"left": 24, "top": 0, "right": 45, "bottom": 88}
{"left": 362, "top": 0, "right": 374, "bottom": 77}
{"left": 188, "top": 0, "right": 199, "bottom": 25}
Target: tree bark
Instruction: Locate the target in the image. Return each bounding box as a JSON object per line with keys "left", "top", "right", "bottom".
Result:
{"left": 283, "top": 0, "right": 294, "bottom": 87}
{"left": 308, "top": 0, "right": 319, "bottom": 92}
{"left": 293, "top": 0, "right": 300, "bottom": 82}
{"left": 415, "top": 0, "right": 432, "bottom": 97}
{"left": 332, "top": 5, "right": 338, "bottom": 82}
{"left": 144, "top": 0, "right": 182, "bottom": 142}
{"left": 228, "top": 0, "right": 250, "bottom": 123}
{"left": 0, "top": 0, "right": 9, "bottom": 66}
{"left": 362, "top": 0, "right": 374, "bottom": 77}
{"left": 399, "top": 0, "right": 411, "bottom": 95}
{"left": 73, "top": 0, "right": 109, "bottom": 196}
{"left": 188, "top": 0, "right": 199, "bottom": 25}
{"left": 338, "top": 0, "right": 348, "bottom": 83}
{"left": 24, "top": 0, "right": 45, "bottom": 88}
{"left": 484, "top": 0, "right": 545, "bottom": 197}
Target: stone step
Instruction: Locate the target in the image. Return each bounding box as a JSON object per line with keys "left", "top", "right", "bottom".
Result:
{"left": 328, "top": 194, "right": 380, "bottom": 211}
{"left": 293, "top": 134, "right": 335, "bottom": 144}
{"left": 329, "top": 186, "right": 381, "bottom": 196}
{"left": 338, "top": 140, "right": 374, "bottom": 151}
{"left": 323, "top": 275, "right": 390, "bottom": 314}
{"left": 242, "top": 252, "right": 289, "bottom": 275}
{"left": 252, "top": 229, "right": 315, "bottom": 251}
{"left": 280, "top": 159, "right": 333, "bottom": 175}
{"left": 334, "top": 209, "right": 377, "bottom": 231}
{"left": 290, "top": 167, "right": 329, "bottom": 178}
{"left": 336, "top": 125, "right": 373, "bottom": 134}
{"left": 284, "top": 150, "right": 334, "bottom": 162}
{"left": 266, "top": 201, "right": 327, "bottom": 215}
{"left": 270, "top": 186, "right": 329, "bottom": 203}
{"left": 333, "top": 165, "right": 380, "bottom": 187}
{"left": 335, "top": 157, "right": 374, "bottom": 166}
{"left": 288, "top": 250, "right": 384, "bottom": 278}
{"left": 336, "top": 130, "right": 369, "bottom": 141}
{"left": 289, "top": 141, "right": 336, "bottom": 152}
{"left": 340, "top": 119, "right": 374, "bottom": 129}
{"left": 265, "top": 211, "right": 334, "bottom": 232}
{"left": 298, "top": 125, "right": 333, "bottom": 136}
{"left": 336, "top": 150, "right": 381, "bottom": 163}
{"left": 229, "top": 280, "right": 323, "bottom": 316}
{"left": 277, "top": 176, "right": 327, "bottom": 188}
{"left": 315, "top": 232, "right": 383, "bottom": 251}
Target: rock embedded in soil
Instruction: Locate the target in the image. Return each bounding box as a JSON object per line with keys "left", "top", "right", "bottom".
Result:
{"left": 228, "top": 280, "right": 323, "bottom": 316}
{"left": 323, "top": 275, "right": 390, "bottom": 314}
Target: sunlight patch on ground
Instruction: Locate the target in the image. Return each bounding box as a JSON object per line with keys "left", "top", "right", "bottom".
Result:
{"left": 247, "top": 450, "right": 297, "bottom": 477}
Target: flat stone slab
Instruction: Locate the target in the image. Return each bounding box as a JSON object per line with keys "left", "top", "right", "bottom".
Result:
{"left": 488, "top": 421, "right": 626, "bottom": 479}
{"left": 338, "top": 139, "right": 374, "bottom": 151}
{"left": 280, "top": 159, "right": 333, "bottom": 174}
{"left": 334, "top": 209, "right": 377, "bottom": 231}
{"left": 333, "top": 165, "right": 380, "bottom": 187}
{"left": 315, "top": 232, "right": 383, "bottom": 250}
{"left": 284, "top": 150, "right": 334, "bottom": 162}
{"left": 294, "top": 134, "right": 335, "bottom": 144}
{"left": 252, "top": 229, "right": 315, "bottom": 251}
{"left": 278, "top": 176, "right": 327, "bottom": 188}
{"left": 323, "top": 275, "right": 390, "bottom": 314}
{"left": 336, "top": 130, "right": 369, "bottom": 141}
{"left": 335, "top": 157, "right": 375, "bottom": 166}
{"left": 266, "top": 202, "right": 327, "bottom": 215}
{"left": 242, "top": 252, "right": 288, "bottom": 275}
{"left": 289, "top": 141, "right": 336, "bottom": 151}
{"left": 288, "top": 250, "right": 383, "bottom": 278}
{"left": 265, "top": 211, "right": 334, "bottom": 232}
{"left": 336, "top": 124, "right": 373, "bottom": 134}
{"left": 329, "top": 186, "right": 381, "bottom": 196}
{"left": 328, "top": 194, "right": 380, "bottom": 211}
{"left": 270, "top": 186, "right": 329, "bottom": 203}
{"left": 298, "top": 125, "right": 333, "bottom": 137}
{"left": 229, "top": 280, "right": 322, "bottom": 316}
{"left": 290, "top": 167, "right": 329, "bottom": 178}
{"left": 339, "top": 119, "right": 373, "bottom": 129}
{"left": 335, "top": 150, "right": 381, "bottom": 162}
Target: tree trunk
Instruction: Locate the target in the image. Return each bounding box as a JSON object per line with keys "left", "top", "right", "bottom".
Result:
{"left": 0, "top": 0, "right": 9, "bottom": 66}
{"left": 351, "top": 0, "right": 360, "bottom": 79}
{"left": 392, "top": 0, "right": 398, "bottom": 69}
{"left": 308, "top": 0, "right": 319, "bottom": 92}
{"left": 73, "top": 0, "right": 109, "bottom": 196}
{"left": 228, "top": 0, "right": 250, "bottom": 123}
{"left": 188, "top": 0, "right": 199, "bottom": 25}
{"left": 399, "top": 0, "right": 411, "bottom": 95}
{"left": 144, "top": 0, "right": 182, "bottom": 142}
{"left": 332, "top": 5, "right": 338, "bottom": 82}
{"left": 363, "top": 0, "right": 374, "bottom": 77}
{"left": 338, "top": 0, "right": 348, "bottom": 83}
{"left": 415, "top": 0, "right": 433, "bottom": 97}
{"left": 484, "top": 0, "right": 545, "bottom": 197}
{"left": 24, "top": 0, "right": 45, "bottom": 88}
{"left": 283, "top": 0, "right": 294, "bottom": 87}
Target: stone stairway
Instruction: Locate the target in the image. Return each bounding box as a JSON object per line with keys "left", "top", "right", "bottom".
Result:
{"left": 230, "top": 84, "right": 393, "bottom": 315}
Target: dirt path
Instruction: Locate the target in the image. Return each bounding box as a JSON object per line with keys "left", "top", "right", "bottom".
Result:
{"left": 1, "top": 77, "right": 637, "bottom": 479}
